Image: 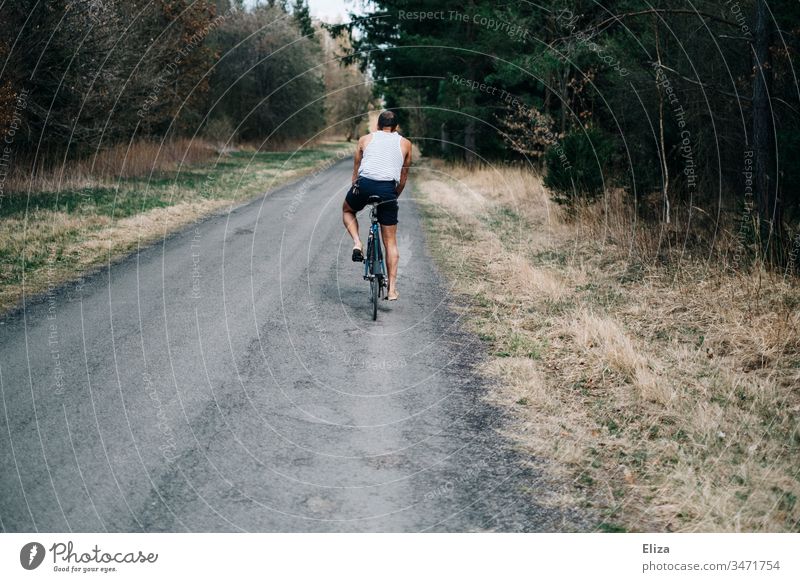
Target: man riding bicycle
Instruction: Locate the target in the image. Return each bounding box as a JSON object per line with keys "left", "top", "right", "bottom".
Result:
{"left": 343, "top": 110, "right": 412, "bottom": 301}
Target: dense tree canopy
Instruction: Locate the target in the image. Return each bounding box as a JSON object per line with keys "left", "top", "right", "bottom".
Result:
{"left": 0, "top": 0, "right": 339, "bottom": 154}
{"left": 207, "top": 3, "right": 325, "bottom": 143}
{"left": 335, "top": 0, "right": 800, "bottom": 265}
{"left": 2, "top": 1, "right": 798, "bottom": 265}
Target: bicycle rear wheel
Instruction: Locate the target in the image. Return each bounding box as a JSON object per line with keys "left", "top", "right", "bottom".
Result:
{"left": 370, "top": 277, "right": 378, "bottom": 320}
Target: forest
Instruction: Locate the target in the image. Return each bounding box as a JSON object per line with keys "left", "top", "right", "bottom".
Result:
{"left": 1, "top": 0, "right": 798, "bottom": 271}
{"left": 0, "top": 1, "right": 371, "bottom": 180}
{"left": 333, "top": 0, "right": 800, "bottom": 270}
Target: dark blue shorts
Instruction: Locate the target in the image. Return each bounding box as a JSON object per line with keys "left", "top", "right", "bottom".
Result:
{"left": 345, "top": 177, "right": 399, "bottom": 225}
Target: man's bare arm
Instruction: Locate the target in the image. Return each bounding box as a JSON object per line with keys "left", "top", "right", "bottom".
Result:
{"left": 351, "top": 136, "right": 366, "bottom": 184}
{"left": 395, "top": 138, "right": 412, "bottom": 195}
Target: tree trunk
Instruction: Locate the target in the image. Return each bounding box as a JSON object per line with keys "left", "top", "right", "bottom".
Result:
{"left": 560, "top": 66, "right": 569, "bottom": 136}
{"left": 654, "top": 17, "right": 670, "bottom": 224}
{"left": 463, "top": 6, "right": 478, "bottom": 166}
{"left": 440, "top": 122, "right": 449, "bottom": 156}
{"left": 464, "top": 118, "right": 476, "bottom": 165}
{"left": 543, "top": 85, "right": 551, "bottom": 118}
{"left": 752, "top": 0, "right": 780, "bottom": 263}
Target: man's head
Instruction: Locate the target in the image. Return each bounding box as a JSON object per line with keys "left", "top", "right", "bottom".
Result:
{"left": 377, "top": 110, "right": 398, "bottom": 131}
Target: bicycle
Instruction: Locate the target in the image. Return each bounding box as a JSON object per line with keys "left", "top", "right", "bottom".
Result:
{"left": 362, "top": 195, "right": 387, "bottom": 321}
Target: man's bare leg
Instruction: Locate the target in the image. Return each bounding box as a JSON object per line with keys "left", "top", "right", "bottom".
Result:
{"left": 342, "top": 200, "right": 361, "bottom": 250}
{"left": 381, "top": 224, "right": 399, "bottom": 299}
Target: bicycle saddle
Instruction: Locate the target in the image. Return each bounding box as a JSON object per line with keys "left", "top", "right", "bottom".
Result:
{"left": 367, "top": 195, "right": 382, "bottom": 204}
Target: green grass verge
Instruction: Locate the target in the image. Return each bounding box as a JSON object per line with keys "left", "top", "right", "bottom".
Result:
{"left": 0, "top": 141, "right": 352, "bottom": 312}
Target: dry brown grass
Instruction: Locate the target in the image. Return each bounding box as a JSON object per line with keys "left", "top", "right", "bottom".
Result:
{"left": 416, "top": 159, "right": 800, "bottom": 532}
{"left": 5, "top": 138, "right": 216, "bottom": 193}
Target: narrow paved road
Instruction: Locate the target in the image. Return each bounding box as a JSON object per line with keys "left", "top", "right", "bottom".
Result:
{"left": 0, "top": 157, "right": 580, "bottom": 532}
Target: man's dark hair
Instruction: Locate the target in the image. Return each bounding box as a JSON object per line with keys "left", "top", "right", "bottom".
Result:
{"left": 377, "top": 110, "right": 398, "bottom": 130}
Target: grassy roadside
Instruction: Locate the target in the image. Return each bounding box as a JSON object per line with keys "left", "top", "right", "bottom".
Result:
{"left": 415, "top": 159, "right": 800, "bottom": 532}
{"left": 0, "top": 139, "right": 352, "bottom": 313}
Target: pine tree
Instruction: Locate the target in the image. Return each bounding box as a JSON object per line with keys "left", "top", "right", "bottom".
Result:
{"left": 293, "top": 0, "right": 314, "bottom": 37}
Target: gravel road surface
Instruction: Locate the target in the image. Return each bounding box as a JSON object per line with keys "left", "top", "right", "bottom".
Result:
{"left": 0, "top": 157, "right": 582, "bottom": 532}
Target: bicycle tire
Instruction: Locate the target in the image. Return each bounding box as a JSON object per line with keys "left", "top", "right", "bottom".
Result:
{"left": 372, "top": 226, "right": 381, "bottom": 320}
{"left": 371, "top": 277, "right": 378, "bottom": 320}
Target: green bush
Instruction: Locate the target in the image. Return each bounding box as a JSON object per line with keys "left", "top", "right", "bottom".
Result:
{"left": 204, "top": 116, "right": 237, "bottom": 148}
{"left": 544, "top": 127, "right": 614, "bottom": 205}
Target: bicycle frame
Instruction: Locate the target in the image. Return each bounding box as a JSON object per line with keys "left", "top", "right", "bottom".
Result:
{"left": 364, "top": 204, "right": 386, "bottom": 282}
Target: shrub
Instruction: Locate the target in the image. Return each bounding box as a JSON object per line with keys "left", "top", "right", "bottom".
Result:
{"left": 204, "top": 116, "right": 237, "bottom": 149}
{"left": 544, "top": 127, "right": 614, "bottom": 205}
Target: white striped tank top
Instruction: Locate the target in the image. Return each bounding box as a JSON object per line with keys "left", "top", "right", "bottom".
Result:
{"left": 358, "top": 131, "right": 404, "bottom": 182}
